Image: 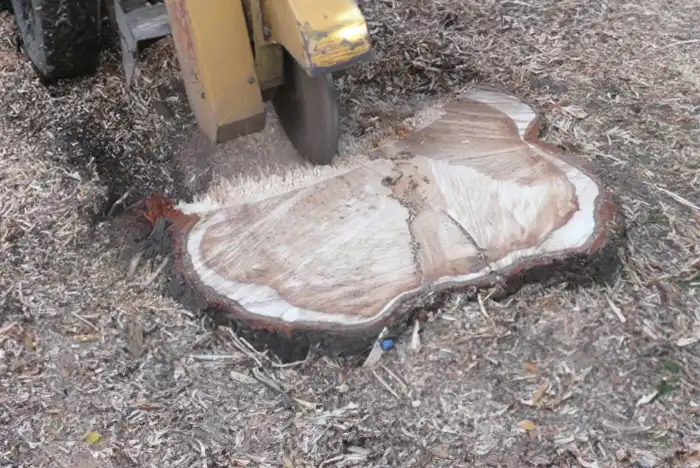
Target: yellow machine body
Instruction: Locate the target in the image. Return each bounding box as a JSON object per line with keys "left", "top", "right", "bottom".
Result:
{"left": 261, "top": 0, "right": 372, "bottom": 76}
{"left": 163, "top": 0, "right": 372, "bottom": 144}
{"left": 164, "top": 0, "right": 266, "bottom": 143}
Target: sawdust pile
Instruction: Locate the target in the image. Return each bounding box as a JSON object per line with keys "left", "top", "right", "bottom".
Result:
{"left": 178, "top": 96, "right": 450, "bottom": 213}
{"left": 1, "top": 0, "right": 699, "bottom": 467}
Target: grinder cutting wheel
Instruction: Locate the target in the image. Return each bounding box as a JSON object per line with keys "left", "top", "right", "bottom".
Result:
{"left": 272, "top": 52, "right": 341, "bottom": 165}
{"left": 164, "top": 0, "right": 372, "bottom": 166}
{"left": 5, "top": 0, "right": 372, "bottom": 166}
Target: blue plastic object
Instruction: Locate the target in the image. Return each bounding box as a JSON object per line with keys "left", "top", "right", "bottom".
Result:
{"left": 380, "top": 339, "right": 394, "bottom": 351}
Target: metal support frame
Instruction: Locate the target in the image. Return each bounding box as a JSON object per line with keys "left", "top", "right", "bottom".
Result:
{"left": 113, "top": 0, "right": 171, "bottom": 85}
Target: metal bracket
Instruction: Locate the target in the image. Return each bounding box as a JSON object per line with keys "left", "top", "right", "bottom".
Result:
{"left": 113, "top": 0, "right": 171, "bottom": 86}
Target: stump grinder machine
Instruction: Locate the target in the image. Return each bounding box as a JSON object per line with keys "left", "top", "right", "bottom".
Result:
{"left": 6, "top": 0, "right": 373, "bottom": 165}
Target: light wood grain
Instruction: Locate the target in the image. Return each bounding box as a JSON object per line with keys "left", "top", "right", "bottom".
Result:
{"left": 173, "top": 88, "right": 612, "bottom": 333}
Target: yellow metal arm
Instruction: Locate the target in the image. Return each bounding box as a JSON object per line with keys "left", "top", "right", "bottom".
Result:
{"left": 164, "top": 0, "right": 266, "bottom": 143}
{"left": 262, "top": 0, "right": 372, "bottom": 76}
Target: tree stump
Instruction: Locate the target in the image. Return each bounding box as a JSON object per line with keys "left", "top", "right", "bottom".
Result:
{"left": 157, "top": 88, "right": 618, "bottom": 359}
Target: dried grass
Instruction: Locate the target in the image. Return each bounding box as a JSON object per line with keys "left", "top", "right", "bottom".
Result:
{"left": 0, "top": 0, "right": 699, "bottom": 466}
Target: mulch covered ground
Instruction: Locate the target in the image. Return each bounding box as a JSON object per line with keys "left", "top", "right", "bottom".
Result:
{"left": 0, "top": 0, "right": 698, "bottom": 467}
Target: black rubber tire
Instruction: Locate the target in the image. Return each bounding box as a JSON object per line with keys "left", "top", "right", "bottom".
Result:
{"left": 9, "top": 0, "right": 101, "bottom": 81}
{"left": 272, "top": 51, "right": 340, "bottom": 166}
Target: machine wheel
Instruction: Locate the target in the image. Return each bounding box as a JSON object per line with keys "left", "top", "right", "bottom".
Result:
{"left": 272, "top": 51, "right": 340, "bottom": 166}
{"left": 9, "top": 0, "right": 101, "bottom": 82}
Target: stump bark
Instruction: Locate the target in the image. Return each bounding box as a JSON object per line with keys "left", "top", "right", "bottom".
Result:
{"left": 158, "top": 88, "right": 618, "bottom": 360}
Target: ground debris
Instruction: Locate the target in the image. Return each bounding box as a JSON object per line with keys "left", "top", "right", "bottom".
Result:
{"left": 0, "top": 0, "right": 698, "bottom": 466}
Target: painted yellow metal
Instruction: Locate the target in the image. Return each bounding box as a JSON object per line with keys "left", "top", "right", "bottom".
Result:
{"left": 261, "top": 0, "right": 372, "bottom": 76}
{"left": 164, "top": 0, "right": 266, "bottom": 143}
{"left": 242, "top": 0, "right": 284, "bottom": 92}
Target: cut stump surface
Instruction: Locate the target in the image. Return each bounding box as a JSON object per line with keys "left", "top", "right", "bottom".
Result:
{"left": 165, "top": 88, "right": 616, "bottom": 355}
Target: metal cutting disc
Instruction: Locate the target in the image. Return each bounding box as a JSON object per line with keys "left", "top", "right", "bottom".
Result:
{"left": 272, "top": 52, "right": 340, "bottom": 166}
